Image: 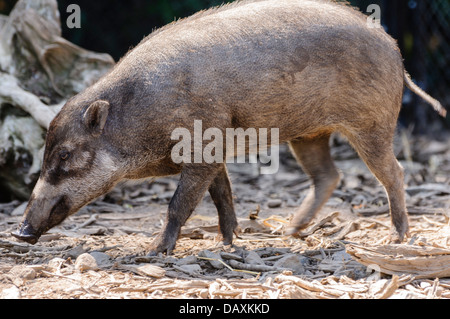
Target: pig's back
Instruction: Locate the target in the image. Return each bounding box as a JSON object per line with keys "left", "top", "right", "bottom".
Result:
{"left": 133, "top": 0, "right": 372, "bottom": 56}
{"left": 109, "top": 0, "right": 404, "bottom": 142}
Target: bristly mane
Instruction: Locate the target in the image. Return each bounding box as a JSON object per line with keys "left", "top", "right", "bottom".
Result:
{"left": 116, "top": 0, "right": 362, "bottom": 65}
{"left": 139, "top": 0, "right": 268, "bottom": 44}
{"left": 134, "top": 0, "right": 359, "bottom": 49}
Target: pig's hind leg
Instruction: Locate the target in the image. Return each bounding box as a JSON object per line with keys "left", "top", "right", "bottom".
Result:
{"left": 346, "top": 130, "right": 410, "bottom": 242}
{"left": 148, "top": 164, "right": 224, "bottom": 255}
{"left": 286, "top": 133, "right": 340, "bottom": 235}
{"left": 208, "top": 164, "right": 239, "bottom": 245}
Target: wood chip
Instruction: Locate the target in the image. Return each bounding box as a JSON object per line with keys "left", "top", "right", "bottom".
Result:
{"left": 116, "top": 264, "right": 166, "bottom": 278}
{"left": 296, "top": 212, "right": 340, "bottom": 238}
{"left": 346, "top": 243, "right": 450, "bottom": 279}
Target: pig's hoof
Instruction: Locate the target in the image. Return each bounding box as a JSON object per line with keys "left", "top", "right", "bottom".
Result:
{"left": 221, "top": 229, "right": 239, "bottom": 246}
{"left": 146, "top": 250, "right": 159, "bottom": 257}
{"left": 285, "top": 226, "right": 309, "bottom": 238}
{"left": 285, "top": 221, "right": 310, "bottom": 237}
{"left": 388, "top": 226, "right": 410, "bottom": 244}
{"left": 285, "top": 226, "right": 300, "bottom": 237}
{"left": 147, "top": 246, "right": 174, "bottom": 256}
{"left": 147, "top": 238, "right": 176, "bottom": 256}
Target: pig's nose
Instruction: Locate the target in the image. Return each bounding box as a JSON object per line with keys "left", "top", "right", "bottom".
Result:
{"left": 11, "top": 220, "right": 39, "bottom": 245}
{"left": 11, "top": 231, "right": 38, "bottom": 244}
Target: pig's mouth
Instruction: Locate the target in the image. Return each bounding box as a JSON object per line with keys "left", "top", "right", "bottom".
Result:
{"left": 12, "top": 195, "right": 70, "bottom": 245}
{"left": 11, "top": 219, "right": 40, "bottom": 244}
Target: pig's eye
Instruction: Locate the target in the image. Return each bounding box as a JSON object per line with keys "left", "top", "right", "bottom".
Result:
{"left": 60, "top": 151, "right": 70, "bottom": 161}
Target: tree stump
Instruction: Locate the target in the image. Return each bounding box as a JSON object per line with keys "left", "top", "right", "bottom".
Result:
{"left": 0, "top": 0, "right": 114, "bottom": 200}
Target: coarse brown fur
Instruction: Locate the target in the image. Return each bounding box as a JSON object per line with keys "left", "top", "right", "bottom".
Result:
{"left": 14, "top": 0, "right": 446, "bottom": 253}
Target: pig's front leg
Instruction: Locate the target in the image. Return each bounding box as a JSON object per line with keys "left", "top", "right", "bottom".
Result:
{"left": 148, "top": 164, "right": 222, "bottom": 255}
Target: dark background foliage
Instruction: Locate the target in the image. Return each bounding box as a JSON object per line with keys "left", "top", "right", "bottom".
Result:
{"left": 1, "top": 0, "right": 449, "bottom": 133}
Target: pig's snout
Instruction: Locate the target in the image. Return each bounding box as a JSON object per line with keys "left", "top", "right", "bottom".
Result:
{"left": 12, "top": 194, "right": 70, "bottom": 245}
{"left": 12, "top": 219, "right": 39, "bottom": 245}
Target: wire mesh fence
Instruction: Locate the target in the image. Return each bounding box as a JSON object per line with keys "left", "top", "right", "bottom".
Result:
{"left": 350, "top": 0, "right": 450, "bottom": 132}
{"left": 412, "top": 1, "right": 450, "bottom": 108}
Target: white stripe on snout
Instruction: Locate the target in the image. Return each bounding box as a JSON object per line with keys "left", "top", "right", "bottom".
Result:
{"left": 32, "top": 151, "right": 121, "bottom": 204}
{"left": 73, "top": 150, "right": 120, "bottom": 193}
{"left": 32, "top": 178, "right": 54, "bottom": 196}
{"left": 96, "top": 151, "right": 119, "bottom": 173}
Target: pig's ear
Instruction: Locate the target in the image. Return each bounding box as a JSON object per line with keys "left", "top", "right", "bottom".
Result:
{"left": 83, "top": 100, "right": 110, "bottom": 135}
